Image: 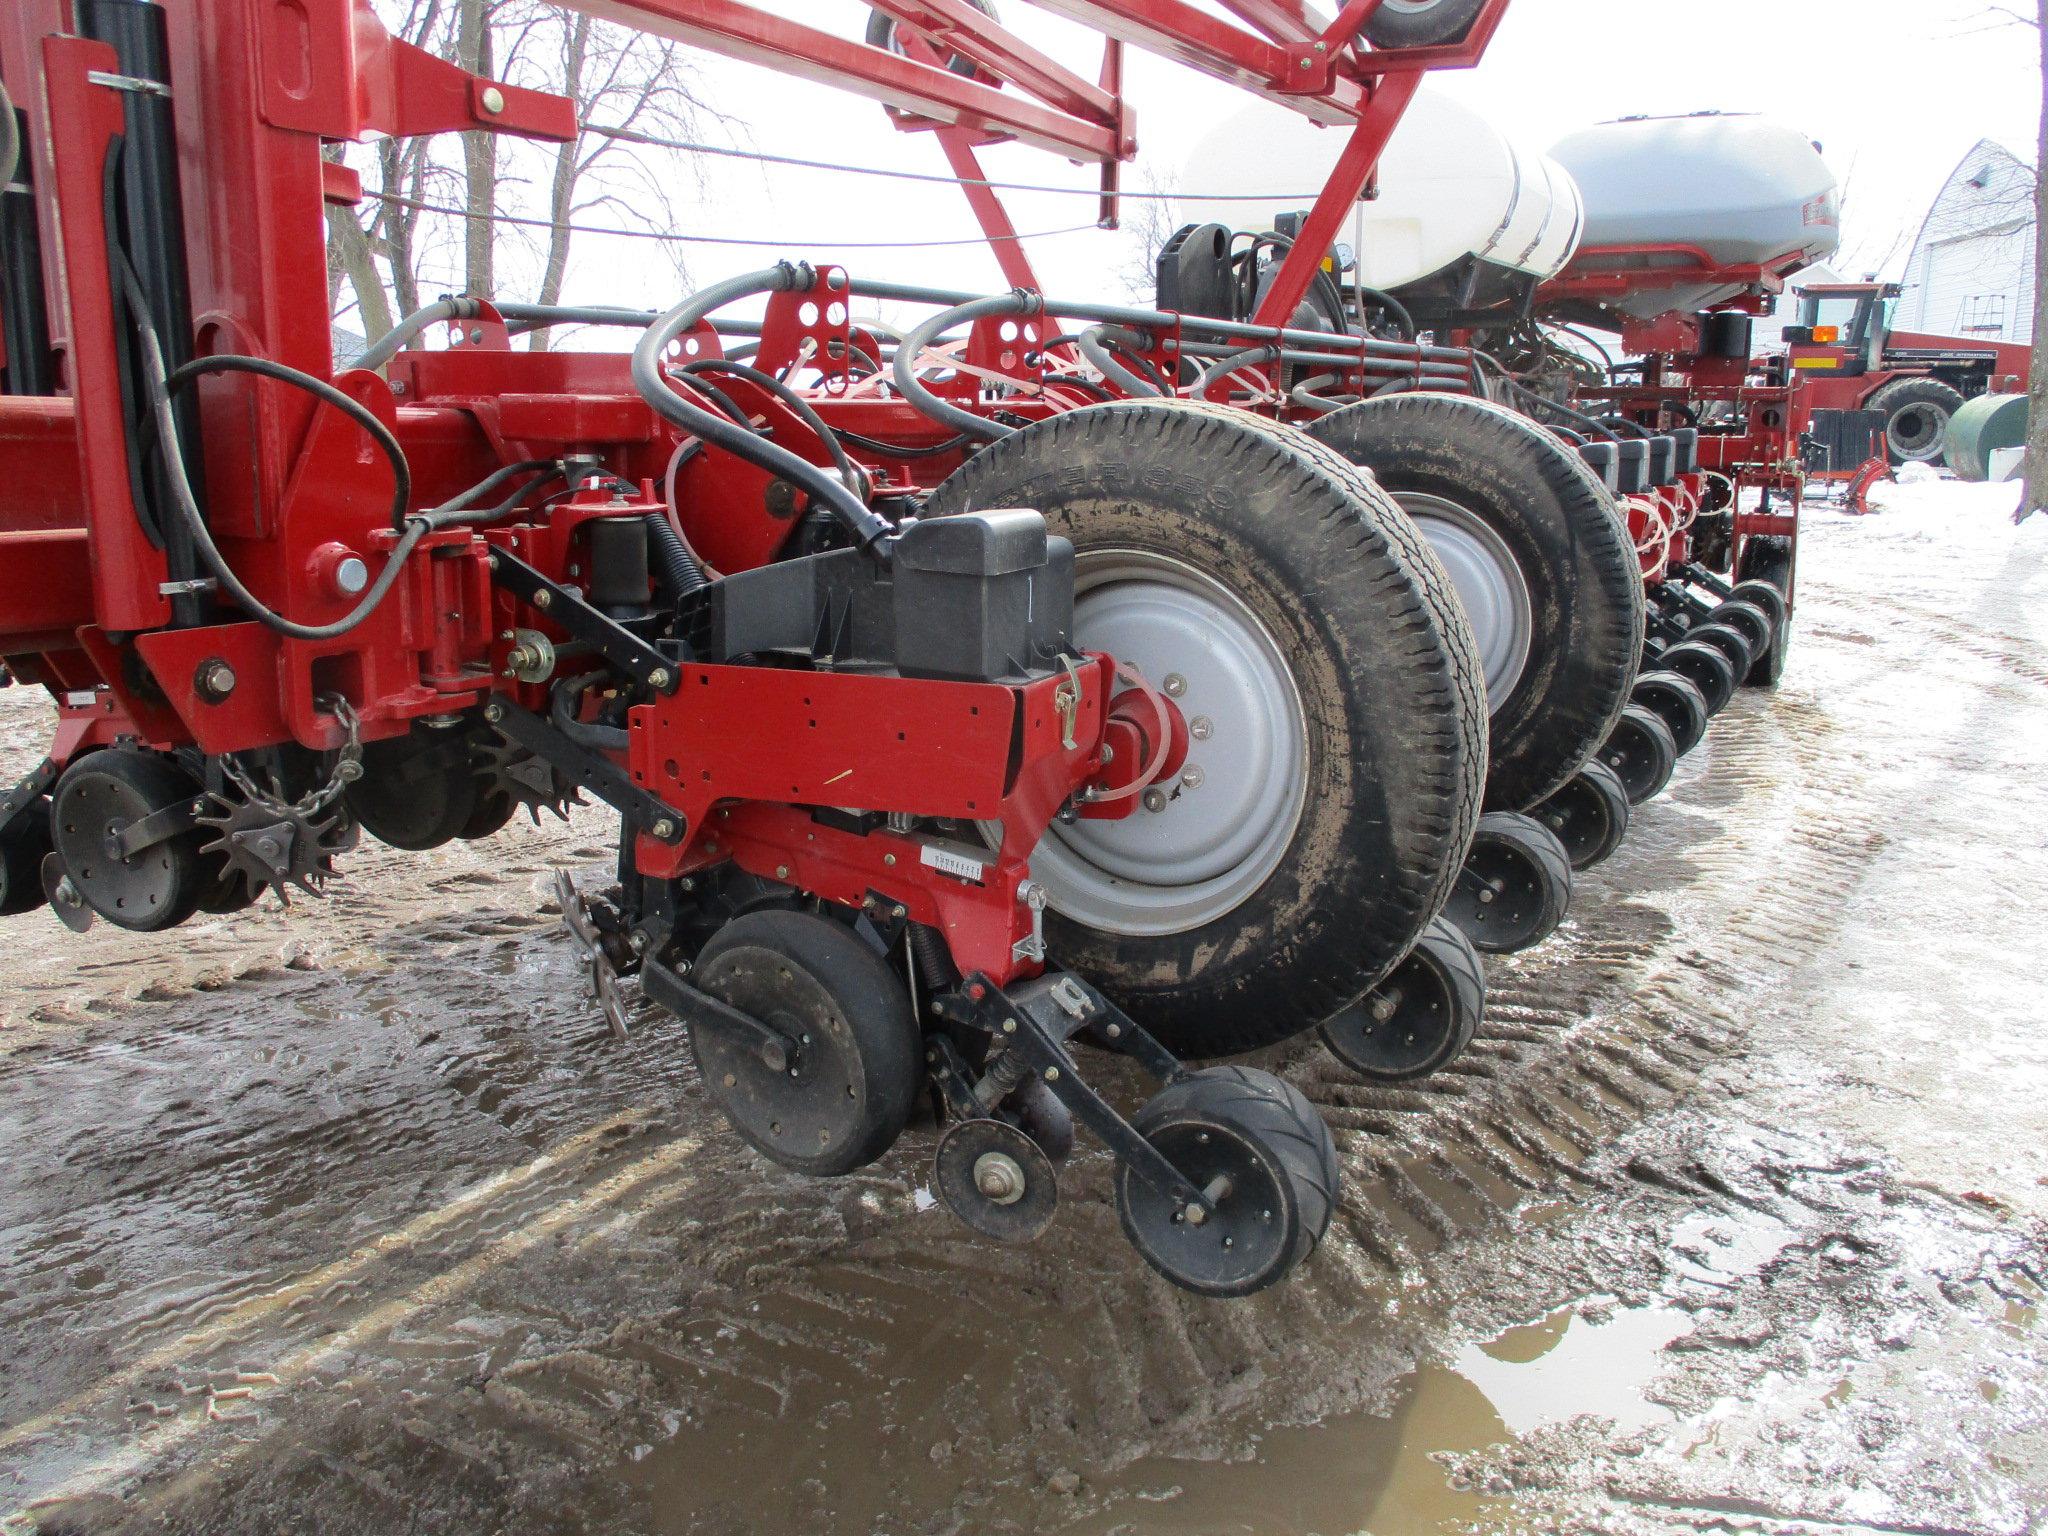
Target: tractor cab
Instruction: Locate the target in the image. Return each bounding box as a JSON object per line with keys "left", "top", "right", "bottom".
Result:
{"left": 1789, "top": 281, "right": 1898, "bottom": 376}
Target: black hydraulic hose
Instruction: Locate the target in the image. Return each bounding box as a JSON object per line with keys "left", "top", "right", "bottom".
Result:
{"left": 634, "top": 264, "right": 892, "bottom": 555}
{"left": 1078, "top": 326, "right": 1170, "bottom": 398}
{"left": 833, "top": 427, "right": 975, "bottom": 459}
{"left": 412, "top": 458, "right": 557, "bottom": 531}
{"left": 1190, "top": 345, "right": 1280, "bottom": 395}
{"left": 892, "top": 291, "right": 1041, "bottom": 443}
{"left": 677, "top": 357, "right": 860, "bottom": 494}
{"left": 644, "top": 511, "right": 709, "bottom": 600}
{"left": 1355, "top": 283, "right": 1418, "bottom": 342}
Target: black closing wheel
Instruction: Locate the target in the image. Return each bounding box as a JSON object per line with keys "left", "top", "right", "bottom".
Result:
{"left": 1735, "top": 538, "right": 1796, "bottom": 687}
{"left": 1362, "top": 0, "right": 1487, "bottom": 47}
{"left": 934, "top": 1119, "right": 1059, "bottom": 1243}
{"left": 1684, "top": 621, "right": 1756, "bottom": 680}
{"left": 0, "top": 796, "right": 54, "bottom": 916}
{"left": 1632, "top": 670, "right": 1710, "bottom": 756}
{"left": 926, "top": 401, "right": 1487, "bottom": 1059}
{"left": 690, "top": 910, "right": 921, "bottom": 1176}
{"left": 1534, "top": 760, "right": 1631, "bottom": 871}
{"left": 1319, "top": 916, "right": 1483, "bottom": 1082}
{"left": 1708, "top": 598, "right": 1774, "bottom": 660}
{"left": 1306, "top": 393, "right": 1642, "bottom": 813}
{"left": 344, "top": 724, "right": 483, "bottom": 851}
{"left": 1116, "top": 1066, "right": 1338, "bottom": 1298}
{"left": 51, "top": 750, "right": 209, "bottom": 932}
{"left": 1440, "top": 811, "right": 1572, "bottom": 954}
{"left": 1598, "top": 704, "right": 1678, "bottom": 805}
{"left": 1657, "top": 639, "right": 1737, "bottom": 715}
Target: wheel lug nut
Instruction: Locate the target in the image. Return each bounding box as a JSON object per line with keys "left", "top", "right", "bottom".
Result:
{"left": 1143, "top": 788, "right": 1168, "bottom": 813}
{"left": 1163, "top": 674, "right": 1187, "bottom": 698}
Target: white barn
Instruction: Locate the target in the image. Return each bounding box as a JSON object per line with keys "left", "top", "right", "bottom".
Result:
{"left": 1893, "top": 140, "right": 2037, "bottom": 345}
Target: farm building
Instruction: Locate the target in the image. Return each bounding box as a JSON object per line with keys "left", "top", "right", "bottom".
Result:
{"left": 1894, "top": 139, "right": 2038, "bottom": 345}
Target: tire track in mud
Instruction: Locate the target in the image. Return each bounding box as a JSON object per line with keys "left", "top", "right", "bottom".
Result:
{"left": 5, "top": 518, "right": 2036, "bottom": 1534}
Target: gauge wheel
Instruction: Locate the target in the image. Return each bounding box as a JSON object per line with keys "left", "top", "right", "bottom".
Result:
{"left": 1319, "top": 915, "right": 1483, "bottom": 1081}
{"left": 1440, "top": 810, "right": 1572, "bottom": 954}
{"left": 1656, "top": 639, "right": 1737, "bottom": 715}
{"left": 1632, "top": 669, "right": 1710, "bottom": 755}
{"left": 925, "top": 400, "right": 1486, "bottom": 1059}
{"left": 1598, "top": 703, "right": 1678, "bottom": 805}
{"left": 1533, "top": 760, "right": 1631, "bottom": 871}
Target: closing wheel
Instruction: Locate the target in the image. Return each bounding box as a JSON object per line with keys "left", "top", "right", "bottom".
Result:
{"left": 50, "top": 750, "right": 207, "bottom": 932}
{"left": 1709, "top": 598, "right": 1774, "bottom": 659}
{"left": 1684, "top": 621, "right": 1756, "bottom": 680}
{"left": 1632, "top": 670, "right": 1709, "bottom": 756}
{"left": 1534, "top": 760, "right": 1631, "bottom": 871}
{"left": 927, "top": 402, "right": 1486, "bottom": 1059}
{"left": 1440, "top": 811, "right": 1572, "bottom": 954}
{"left": 1735, "top": 539, "right": 1795, "bottom": 687}
{"left": 344, "top": 724, "right": 482, "bottom": 851}
{"left": 1306, "top": 393, "right": 1643, "bottom": 812}
{"left": 1319, "top": 916, "right": 1483, "bottom": 1081}
{"left": 934, "top": 1119, "right": 1059, "bottom": 1242}
{"left": 1726, "top": 579, "right": 1789, "bottom": 636}
{"left": 1598, "top": 704, "right": 1678, "bottom": 805}
{"left": 0, "top": 796, "right": 53, "bottom": 916}
{"left": 690, "top": 910, "right": 921, "bottom": 1176}
{"left": 1658, "top": 639, "right": 1737, "bottom": 715}
{"left": 1116, "top": 1066, "right": 1338, "bottom": 1298}
{"left": 1361, "top": 0, "right": 1487, "bottom": 46}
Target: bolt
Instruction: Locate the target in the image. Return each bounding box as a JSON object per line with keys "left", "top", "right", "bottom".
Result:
{"left": 196, "top": 660, "right": 237, "bottom": 700}
{"left": 1106, "top": 1022, "right": 1121, "bottom": 1038}
{"left": 1099, "top": 743, "right": 1115, "bottom": 764}
{"left": 1044, "top": 1066, "right": 1059, "bottom": 1082}
{"left": 533, "top": 590, "right": 553, "bottom": 609}
{"left": 1002, "top": 1019, "right": 1017, "bottom": 1034}
{"left": 1163, "top": 674, "right": 1187, "bottom": 698}
{"left": 1181, "top": 766, "right": 1204, "bottom": 790}
{"left": 630, "top": 931, "right": 648, "bottom": 953}
{"left": 892, "top": 904, "right": 906, "bottom": 919}
{"left": 883, "top": 853, "right": 897, "bottom": 866}
{"left": 1143, "top": 788, "right": 1168, "bottom": 813}
{"left": 484, "top": 702, "right": 503, "bottom": 723}
{"left": 648, "top": 667, "right": 672, "bottom": 689}
{"left": 652, "top": 817, "right": 677, "bottom": 839}
{"left": 480, "top": 85, "right": 506, "bottom": 115}
{"left": 1313, "top": 39, "right": 1328, "bottom": 51}
{"left": 775, "top": 864, "right": 789, "bottom": 879}
{"left": 1190, "top": 716, "right": 1212, "bottom": 741}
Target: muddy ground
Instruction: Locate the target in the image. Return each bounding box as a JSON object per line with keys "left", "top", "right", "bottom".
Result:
{"left": 1, "top": 477, "right": 2044, "bottom": 1536}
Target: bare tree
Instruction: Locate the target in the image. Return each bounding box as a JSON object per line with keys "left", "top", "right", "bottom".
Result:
{"left": 2026, "top": 0, "right": 2047, "bottom": 520}
{"left": 327, "top": 1, "right": 721, "bottom": 350}
{"left": 1118, "top": 173, "right": 1181, "bottom": 305}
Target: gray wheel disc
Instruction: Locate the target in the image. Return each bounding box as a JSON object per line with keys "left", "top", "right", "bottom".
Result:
{"left": 1401, "top": 491, "right": 1534, "bottom": 715}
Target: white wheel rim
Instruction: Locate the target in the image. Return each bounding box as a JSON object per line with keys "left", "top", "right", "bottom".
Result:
{"left": 1024, "top": 549, "right": 1308, "bottom": 938}
{"left": 1401, "top": 491, "right": 1533, "bottom": 715}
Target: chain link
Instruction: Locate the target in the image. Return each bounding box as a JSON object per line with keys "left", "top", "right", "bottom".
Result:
{"left": 216, "top": 694, "right": 363, "bottom": 816}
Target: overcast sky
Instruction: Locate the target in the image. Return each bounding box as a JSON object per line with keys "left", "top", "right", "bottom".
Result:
{"left": 422, "top": 0, "right": 2044, "bottom": 328}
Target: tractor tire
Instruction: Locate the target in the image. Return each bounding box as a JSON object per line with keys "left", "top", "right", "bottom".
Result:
{"left": 924, "top": 400, "right": 1487, "bottom": 1059}
{"left": 1362, "top": 0, "right": 1487, "bottom": 47}
{"left": 1305, "top": 393, "right": 1643, "bottom": 812}
{"left": 1737, "top": 536, "right": 1796, "bottom": 687}
{"left": 1866, "top": 376, "right": 1966, "bottom": 466}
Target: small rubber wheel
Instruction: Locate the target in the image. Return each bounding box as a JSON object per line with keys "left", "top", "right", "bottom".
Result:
{"left": 1657, "top": 639, "right": 1737, "bottom": 715}
{"left": 1440, "top": 810, "right": 1572, "bottom": 954}
{"left": 1598, "top": 704, "right": 1678, "bottom": 805}
{"left": 1865, "top": 375, "right": 1965, "bottom": 465}
{"left": 1632, "top": 669, "right": 1710, "bottom": 756}
{"left": 1684, "top": 621, "right": 1756, "bottom": 680}
{"left": 1533, "top": 760, "right": 1631, "bottom": 871}
{"left": 926, "top": 401, "right": 1487, "bottom": 1058}
{"left": 0, "top": 796, "right": 54, "bottom": 916}
{"left": 1709, "top": 599, "right": 1774, "bottom": 659}
{"left": 51, "top": 750, "right": 207, "bottom": 931}
{"left": 1735, "top": 538, "right": 1795, "bottom": 687}
{"left": 458, "top": 781, "right": 519, "bottom": 841}
{"left": 1116, "top": 1065, "right": 1338, "bottom": 1298}
{"left": 1305, "top": 392, "right": 1643, "bottom": 812}
{"left": 690, "top": 911, "right": 921, "bottom": 1176}
{"left": 1726, "top": 579, "right": 1789, "bottom": 637}
{"left": 344, "top": 725, "right": 481, "bottom": 850}
{"left": 1319, "top": 916, "right": 1483, "bottom": 1081}
{"left": 1362, "top": 0, "right": 1487, "bottom": 47}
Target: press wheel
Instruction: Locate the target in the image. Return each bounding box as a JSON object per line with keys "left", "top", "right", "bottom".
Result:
{"left": 690, "top": 910, "right": 921, "bottom": 1176}
{"left": 1598, "top": 704, "right": 1678, "bottom": 805}
{"left": 1657, "top": 639, "right": 1737, "bottom": 715}
{"left": 1116, "top": 1066, "right": 1337, "bottom": 1298}
{"left": 1632, "top": 669, "right": 1709, "bottom": 756}
{"left": 1685, "top": 621, "right": 1756, "bottom": 680}
{"left": 1533, "top": 760, "right": 1631, "bottom": 871}
{"left": 1319, "top": 916, "right": 1483, "bottom": 1082}
{"left": 1708, "top": 598, "right": 1774, "bottom": 660}
{"left": 50, "top": 749, "right": 207, "bottom": 932}
{"left": 1440, "top": 811, "right": 1572, "bottom": 955}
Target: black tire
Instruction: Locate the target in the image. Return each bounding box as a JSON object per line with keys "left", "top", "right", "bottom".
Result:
{"left": 1305, "top": 393, "right": 1643, "bottom": 811}
{"left": 1865, "top": 375, "right": 1965, "bottom": 465}
{"left": 1319, "top": 915, "right": 1483, "bottom": 1081}
{"left": 1727, "top": 578, "right": 1789, "bottom": 636}
{"left": 458, "top": 781, "right": 519, "bottom": 841}
{"left": 1632, "top": 670, "right": 1710, "bottom": 756}
{"left": 924, "top": 401, "right": 1486, "bottom": 1059}
{"left": 1598, "top": 704, "right": 1677, "bottom": 805}
{"left": 691, "top": 911, "right": 921, "bottom": 1177}
{"left": 51, "top": 749, "right": 207, "bottom": 932}
{"left": 1362, "top": 0, "right": 1487, "bottom": 47}
{"left": 1684, "top": 621, "right": 1756, "bottom": 680}
{"left": 1736, "top": 539, "right": 1795, "bottom": 687}
{"left": 344, "top": 725, "right": 482, "bottom": 851}
{"left": 0, "top": 795, "right": 53, "bottom": 916}
{"left": 1657, "top": 638, "right": 1737, "bottom": 715}
{"left": 1708, "top": 598, "right": 1774, "bottom": 660}
{"left": 1115, "top": 1065, "right": 1338, "bottom": 1298}
{"left": 1441, "top": 810, "right": 1572, "bottom": 954}
{"left": 1533, "top": 761, "right": 1631, "bottom": 871}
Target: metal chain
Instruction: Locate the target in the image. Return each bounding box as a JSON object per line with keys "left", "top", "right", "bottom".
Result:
{"left": 216, "top": 694, "right": 363, "bottom": 816}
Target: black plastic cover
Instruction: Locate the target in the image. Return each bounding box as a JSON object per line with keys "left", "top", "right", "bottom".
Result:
{"left": 1614, "top": 440, "right": 1650, "bottom": 495}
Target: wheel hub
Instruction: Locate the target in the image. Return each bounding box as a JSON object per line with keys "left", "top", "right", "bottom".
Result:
{"left": 1032, "top": 549, "right": 1307, "bottom": 937}
{"left": 1401, "top": 492, "right": 1533, "bottom": 715}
